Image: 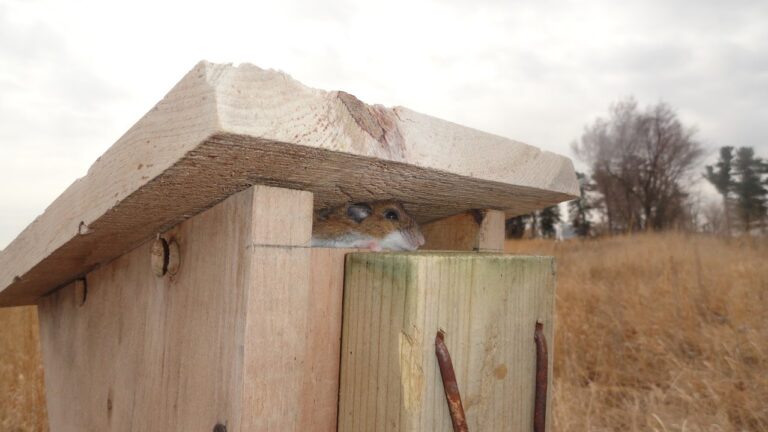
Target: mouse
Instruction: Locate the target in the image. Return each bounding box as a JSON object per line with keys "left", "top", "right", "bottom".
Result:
{"left": 311, "top": 201, "right": 426, "bottom": 251}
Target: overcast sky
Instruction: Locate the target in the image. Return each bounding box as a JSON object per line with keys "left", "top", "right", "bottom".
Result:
{"left": 1, "top": 0, "right": 767, "bottom": 249}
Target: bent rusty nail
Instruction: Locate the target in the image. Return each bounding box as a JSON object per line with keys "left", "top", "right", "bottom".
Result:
{"left": 534, "top": 321, "right": 548, "bottom": 432}
{"left": 435, "top": 329, "right": 469, "bottom": 432}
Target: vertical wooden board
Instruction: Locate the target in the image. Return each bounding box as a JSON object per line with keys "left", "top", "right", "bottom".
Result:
{"left": 239, "top": 247, "right": 351, "bottom": 432}
{"left": 240, "top": 247, "right": 310, "bottom": 431}
{"left": 36, "top": 184, "right": 327, "bottom": 432}
{"left": 37, "top": 187, "right": 258, "bottom": 432}
{"left": 300, "top": 248, "right": 354, "bottom": 431}
{"left": 250, "top": 187, "right": 313, "bottom": 246}
{"left": 475, "top": 210, "right": 506, "bottom": 252}
{"left": 238, "top": 185, "right": 321, "bottom": 431}
{"left": 421, "top": 210, "right": 506, "bottom": 252}
{"left": 338, "top": 253, "right": 555, "bottom": 432}
{"left": 338, "top": 254, "right": 416, "bottom": 432}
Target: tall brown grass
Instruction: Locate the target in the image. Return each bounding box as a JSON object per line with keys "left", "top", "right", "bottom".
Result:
{"left": 506, "top": 232, "right": 768, "bottom": 431}
{"left": 0, "top": 232, "right": 765, "bottom": 431}
{"left": 0, "top": 306, "right": 47, "bottom": 432}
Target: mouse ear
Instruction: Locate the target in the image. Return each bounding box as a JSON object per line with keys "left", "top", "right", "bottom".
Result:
{"left": 347, "top": 203, "right": 373, "bottom": 223}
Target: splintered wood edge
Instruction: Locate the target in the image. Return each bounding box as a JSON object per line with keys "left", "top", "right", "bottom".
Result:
{"left": 0, "top": 61, "right": 577, "bottom": 306}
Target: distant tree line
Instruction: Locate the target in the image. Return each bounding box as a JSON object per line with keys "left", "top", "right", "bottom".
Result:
{"left": 505, "top": 97, "right": 768, "bottom": 239}
{"left": 505, "top": 205, "right": 562, "bottom": 239}
{"left": 505, "top": 172, "right": 591, "bottom": 239}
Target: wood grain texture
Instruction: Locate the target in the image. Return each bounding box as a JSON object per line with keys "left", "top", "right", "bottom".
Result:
{"left": 1, "top": 61, "right": 577, "bottom": 306}
{"left": 338, "top": 253, "right": 555, "bottom": 432}
{"left": 422, "top": 210, "right": 506, "bottom": 252}
{"left": 38, "top": 186, "right": 258, "bottom": 432}
{"left": 302, "top": 248, "right": 354, "bottom": 431}
{"left": 38, "top": 186, "right": 349, "bottom": 431}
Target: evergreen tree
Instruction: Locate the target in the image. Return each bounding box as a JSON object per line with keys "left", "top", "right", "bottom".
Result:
{"left": 568, "top": 172, "right": 594, "bottom": 237}
{"left": 732, "top": 147, "right": 767, "bottom": 232}
{"left": 539, "top": 205, "right": 561, "bottom": 238}
{"left": 704, "top": 146, "right": 735, "bottom": 233}
{"left": 763, "top": 158, "right": 768, "bottom": 185}
{"left": 505, "top": 214, "right": 530, "bottom": 239}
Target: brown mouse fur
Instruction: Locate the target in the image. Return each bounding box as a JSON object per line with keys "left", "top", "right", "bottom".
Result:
{"left": 311, "top": 201, "right": 425, "bottom": 251}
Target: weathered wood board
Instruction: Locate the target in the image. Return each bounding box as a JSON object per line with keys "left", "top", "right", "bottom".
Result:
{"left": 38, "top": 186, "right": 350, "bottom": 431}
{"left": 338, "top": 253, "right": 555, "bottom": 431}
{"left": 0, "top": 61, "right": 577, "bottom": 306}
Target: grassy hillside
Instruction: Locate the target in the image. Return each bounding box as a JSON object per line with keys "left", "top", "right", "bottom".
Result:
{"left": 1, "top": 232, "right": 766, "bottom": 431}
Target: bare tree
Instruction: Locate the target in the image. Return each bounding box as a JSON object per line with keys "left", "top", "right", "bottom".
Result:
{"left": 572, "top": 98, "right": 704, "bottom": 232}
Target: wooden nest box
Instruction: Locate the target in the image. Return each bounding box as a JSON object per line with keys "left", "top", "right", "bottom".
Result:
{"left": 0, "top": 61, "right": 578, "bottom": 431}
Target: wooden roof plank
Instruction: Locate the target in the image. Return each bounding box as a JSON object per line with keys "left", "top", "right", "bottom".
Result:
{"left": 0, "top": 61, "right": 578, "bottom": 306}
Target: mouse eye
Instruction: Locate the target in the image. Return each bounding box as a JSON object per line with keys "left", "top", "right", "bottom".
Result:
{"left": 384, "top": 209, "right": 400, "bottom": 221}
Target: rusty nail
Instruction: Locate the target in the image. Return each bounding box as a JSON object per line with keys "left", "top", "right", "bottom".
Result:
{"left": 435, "top": 329, "right": 469, "bottom": 432}
{"left": 534, "top": 321, "right": 548, "bottom": 432}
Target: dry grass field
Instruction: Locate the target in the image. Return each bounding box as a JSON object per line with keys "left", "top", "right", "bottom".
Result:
{"left": 0, "top": 306, "right": 47, "bottom": 432}
{"left": 0, "top": 232, "right": 766, "bottom": 431}
{"left": 506, "top": 232, "right": 768, "bottom": 431}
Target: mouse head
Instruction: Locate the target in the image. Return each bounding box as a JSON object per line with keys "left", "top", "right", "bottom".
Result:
{"left": 346, "top": 201, "right": 426, "bottom": 250}
{"left": 314, "top": 200, "right": 426, "bottom": 251}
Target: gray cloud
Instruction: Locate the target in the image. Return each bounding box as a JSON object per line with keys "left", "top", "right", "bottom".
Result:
{"left": 1, "top": 0, "right": 767, "bottom": 248}
{"left": 0, "top": 3, "right": 132, "bottom": 249}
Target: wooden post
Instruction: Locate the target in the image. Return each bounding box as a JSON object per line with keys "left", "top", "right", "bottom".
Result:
{"left": 422, "top": 209, "right": 506, "bottom": 252}
{"left": 36, "top": 185, "right": 347, "bottom": 431}
{"left": 338, "top": 253, "right": 555, "bottom": 431}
